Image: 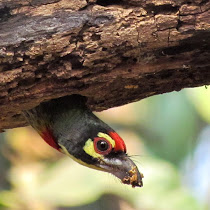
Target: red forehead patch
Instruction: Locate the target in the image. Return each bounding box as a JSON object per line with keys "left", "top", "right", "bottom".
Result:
{"left": 109, "top": 131, "right": 126, "bottom": 152}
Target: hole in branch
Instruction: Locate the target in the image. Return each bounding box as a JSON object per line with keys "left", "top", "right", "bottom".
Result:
{"left": 96, "top": 0, "right": 122, "bottom": 6}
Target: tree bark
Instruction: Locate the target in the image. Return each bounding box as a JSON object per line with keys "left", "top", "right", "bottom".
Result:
{"left": 0, "top": 0, "right": 209, "bottom": 131}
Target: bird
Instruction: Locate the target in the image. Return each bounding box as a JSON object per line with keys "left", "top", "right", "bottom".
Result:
{"left": 23, "top": 94, "right": 143, "bottom": 187}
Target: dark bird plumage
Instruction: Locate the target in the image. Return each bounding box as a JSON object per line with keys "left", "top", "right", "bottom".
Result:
{"left": 23, "top": 95, "right": 143, "bottom": 187}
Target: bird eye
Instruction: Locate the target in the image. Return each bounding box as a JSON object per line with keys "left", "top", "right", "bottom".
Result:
{"left": 94, "top": 138, "right": 112, "bottom": 155}
{"left": 97, "top": 140, "right": 109, "bottom": 151}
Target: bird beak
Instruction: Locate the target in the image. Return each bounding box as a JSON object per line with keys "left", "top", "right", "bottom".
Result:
{"left": 99, "top": 155, "right": 143, "bottom": 188}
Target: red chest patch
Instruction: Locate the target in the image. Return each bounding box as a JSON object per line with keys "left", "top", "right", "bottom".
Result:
{"left": 109, "top": 131, "right": 126, "bottom": 153}
{"left": 41, "top": 129, "right": 60, "bottom": 151}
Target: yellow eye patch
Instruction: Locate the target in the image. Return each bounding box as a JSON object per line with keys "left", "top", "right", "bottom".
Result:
{"left": 97, "top": 132, "right": 115, "bottom": 147}
{"left": 83, "top": 132, "right": 115, "bottom": 158}
{"left": 83, "top": 139, "right": 103, "bottom": 159}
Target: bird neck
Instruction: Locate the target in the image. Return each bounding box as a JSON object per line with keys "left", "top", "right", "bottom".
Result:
{"left": 23, "top": 95, "right": 88, "bottom": 151}
{"left": 40, "top": 129, "right": 60, "bottom": 151}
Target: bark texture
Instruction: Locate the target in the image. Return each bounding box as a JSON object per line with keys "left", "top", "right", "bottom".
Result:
{"left": 0, "top": 0, "right": 209, "bottom": 131}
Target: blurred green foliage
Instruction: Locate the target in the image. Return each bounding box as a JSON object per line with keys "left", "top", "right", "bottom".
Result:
{"left": 0, "top": 86, "right": 209, "bottom": 210}
{"left": 135, "top": 91, "right": 199, "bottom": 165}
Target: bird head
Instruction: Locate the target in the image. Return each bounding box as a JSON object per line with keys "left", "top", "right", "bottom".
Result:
{"left": 82, "top": 131, "right": 143, "bottom": 187}
{"left": 53, "top": 124, "right": 143, "bottom": 188}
